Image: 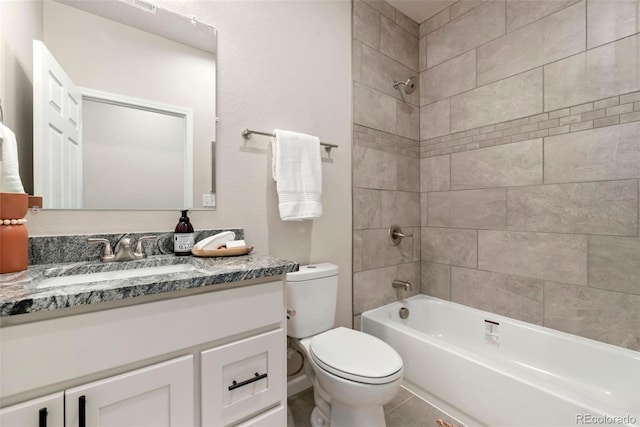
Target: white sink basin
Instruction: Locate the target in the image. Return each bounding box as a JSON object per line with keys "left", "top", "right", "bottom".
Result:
{"left": 37, "top": 264, "right": 201, "bottom": 289}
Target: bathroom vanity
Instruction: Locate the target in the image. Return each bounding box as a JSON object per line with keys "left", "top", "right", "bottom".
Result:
{"left": 0, "top": 248, "right": 298, "bottom": 427}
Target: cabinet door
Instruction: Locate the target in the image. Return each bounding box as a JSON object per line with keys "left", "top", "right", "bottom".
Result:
{"left": 0, "top": 392, "right": 64, "bottom": 427}
{"left": 201, "top": 329, "right": 285, "bottom": 426}
{"left": 65, "top": 355, "right": 193, "bottom": 427}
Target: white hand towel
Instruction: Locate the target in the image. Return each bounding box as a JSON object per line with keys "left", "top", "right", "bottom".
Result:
{"left": 272, "top": 129, "right": 322, "bottom": 221}
{"left": 0, "top": 123, "right": 26, "bottom": 193}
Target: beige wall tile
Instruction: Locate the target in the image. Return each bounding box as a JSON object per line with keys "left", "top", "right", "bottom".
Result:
{"left": 361, "top": 45, "right": 420, "bottom": 106}
{"left": 363, "top": 228, "right": 414, "bottom": 269}
{"left": 381, "top": 190, "right": 421, "bottom": 227}
{"left": 354, "top": 82, "right": 398, "bottom": 135}
{"left": 451, "top": 0, "right": 488, "bottom": 20}
{"left": 395, "top": 9, "right": 419, "bottom": 36}
{"left": 353, "top": 265, "right": 397, "bottom": 314}
{"left": 381, "top": 16, "right": 419, "bottom": 70}
{"left": 353, "top": 39, "right": 362, "bottom": 83}
{"left": 353, "top": 145, "right": 397, "bottom": 190}
{"left": 419, "top": 36, "right": 427, "bottom": 72}
{"left": 544, "top": 34, "right": 640, "bottom": 111}
{"left": 420, "top": 154, "right": 451, "bottom": 191}
{"left": 451, "top": 68, "right": 543, "bottom": 132}
{"left": 354, "top": 262, "right": 419, "bottom": 314}
{"left": 507, "top": 180, "right": 639, "bottom": 235}
{"left": 421, "top": 50, "right": 476, "bottom": 105}
{"left": 451, "top": 267, "right": 543, "bottom": 324}
{"left": 478, "top": 2, "right": 585, "bottom": 85}
{"left": 421, "top": 98, "right": 451, "bottom": 139}
{"left": 587, "top": 0, "right": 640, "bottom": 49}
{"left": 397, "top": 155, "right": 420, "bottom": 192}
{"left": 427, "top": 1, "right": 505, "bottom": 68}
{"left": 428, "top": 188, "right": 507, "bottom": 229}
{"left": 420, "top": 192, "right": 429, "bottom": 226}
{"left": 544, "top": 282, "right": 640, "bottom": 351}
{"left": 589, "top": 235, "right": 640, "bottom": 295}
{"left": 506, "top": 0, "right": 580, "bottom": 32}
{"left": 421, "top": 261, "right": 451, "bottom": 299}
{"left": 353, "top": 230, "right": 363, "bottom": 273}
{"left": 396, "top": 100, "right": 420, "bottom": 140}
{"left": 422, "top": 227, "right": 478, "bottom": 268}
{"left": 544, "top": 121, "right": 640, "bottom": 183}
{"left": 353, "top": 0, "right": 380, "bottom": 49}
{"left": 451, "top": 139, "right": 543, "bottom": 189}
{"left": 421, "top": 6, "right": 451, "bottom": 36}
{"left": 353, "top": 188, "right": 381, "bottom": 229}
{"left": 478, "top": 230, "right": 588, "bottom": 285}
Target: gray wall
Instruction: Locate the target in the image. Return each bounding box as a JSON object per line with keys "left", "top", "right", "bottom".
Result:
{"left": 419, "top": 0, "right": 640, "bottom": 350}
{"left": 352, "top": 0, "right": 422, "bottom": 328}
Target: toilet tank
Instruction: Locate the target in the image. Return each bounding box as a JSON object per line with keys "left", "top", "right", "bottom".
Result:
{"left": 286, "top": 263, "right": 338, "bottom": 339}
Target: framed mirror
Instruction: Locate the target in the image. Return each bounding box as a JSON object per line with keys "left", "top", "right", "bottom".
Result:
{"left": 33, "top": 0, "right": 217, "bottom": 210}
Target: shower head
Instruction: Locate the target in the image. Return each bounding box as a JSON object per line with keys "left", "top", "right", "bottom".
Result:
{"left": 393, "top": 76, "right": 417, "bottom": 94}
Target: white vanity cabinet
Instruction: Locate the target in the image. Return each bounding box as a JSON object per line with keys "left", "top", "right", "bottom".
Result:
{"left": 0, "top": 280, "right": 286, "bottom": 427}
{"left": 65, "top": 355, "right": 194, "bottom": 427}
{"left": 0, "top": 392, "right": 64, "bottom": 427}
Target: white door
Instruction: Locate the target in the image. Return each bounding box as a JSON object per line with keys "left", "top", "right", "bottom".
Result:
{"left": 64, "top": 355, "right": 193, "bottom": 427}
{"left": 33, "top": 40, "right": 82, "bottom": 209}
{"left": 0, "top": 392, "right": 64, "bottom": 427}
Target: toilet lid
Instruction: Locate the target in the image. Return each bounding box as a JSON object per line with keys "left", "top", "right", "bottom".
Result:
{"left": 309, "top": 327, "right": 403, "bottom": 385}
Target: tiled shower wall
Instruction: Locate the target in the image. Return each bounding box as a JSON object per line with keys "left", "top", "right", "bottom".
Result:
{"left": 352, "top": 0, "right": 422, "bottom": 328}
{"left": 419, "top": 0, "right": 640, "bottom": 350}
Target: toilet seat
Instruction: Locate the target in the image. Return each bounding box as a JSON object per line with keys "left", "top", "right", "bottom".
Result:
{"left": 309, "top": 327, "right": 403, "bottom": 385}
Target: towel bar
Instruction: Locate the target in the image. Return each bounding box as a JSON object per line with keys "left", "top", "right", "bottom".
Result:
{"left": 241, "top": 128, "right": 338, "bottom": 153}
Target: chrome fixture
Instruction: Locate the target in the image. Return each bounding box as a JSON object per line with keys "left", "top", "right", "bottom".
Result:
{"left": 392, "top": 279, "right": 413, "bottom": 302}
{"left": 241, "top": 128, "right": 339, "bottom": 153}
{"left": 389, "top": 224, "right": 413, "bottom": 246}
{"left": 392, "top": 76, "right": 417, "bottom": 94}
{"left": 88, "top": 235, "right": 157, "bottom": 262}
{"left": 399, "top": 307, "right": 410, "bottom": 319}
{"left": 392, "top": 279, "right": 413, "bottom": 292}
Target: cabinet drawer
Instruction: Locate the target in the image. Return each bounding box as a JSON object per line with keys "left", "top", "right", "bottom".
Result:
{"left": 236, "top": 405, "right": 285, "bottom": 426}
{"left": 201, "top": 329, "right": 284, "bottom": 426}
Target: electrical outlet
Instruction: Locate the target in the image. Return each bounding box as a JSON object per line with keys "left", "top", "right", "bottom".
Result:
{"left": 202, "top": 193, "right": 216, "bottom": 207}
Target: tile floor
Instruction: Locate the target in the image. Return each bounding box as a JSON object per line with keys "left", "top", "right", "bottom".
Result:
{"left": 287, "top": 386, "right": 463, "bottom": 427}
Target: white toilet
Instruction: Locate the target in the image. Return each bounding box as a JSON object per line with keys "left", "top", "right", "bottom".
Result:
{"left": 286, "top": 263, "right": 404, "bottom": 427}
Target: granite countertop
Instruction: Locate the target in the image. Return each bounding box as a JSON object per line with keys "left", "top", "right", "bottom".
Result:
{"left": 0, "top": 254, "right": 299, "bottom": 317}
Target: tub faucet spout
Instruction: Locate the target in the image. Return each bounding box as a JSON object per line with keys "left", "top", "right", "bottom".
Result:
{"left": 392, "top": 279, "right": 412, "bottom": 291}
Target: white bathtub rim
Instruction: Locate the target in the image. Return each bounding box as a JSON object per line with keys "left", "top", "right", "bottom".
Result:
{"left": 363, "top": 294, "right": 640, "bottom": 358}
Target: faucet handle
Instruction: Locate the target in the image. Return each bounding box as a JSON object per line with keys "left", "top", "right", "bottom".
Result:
{"left": 134, "top": 235, "right": 157, "bottom": 258}
{"left": 88, "top": 238, "right": 115, "bottom": 262}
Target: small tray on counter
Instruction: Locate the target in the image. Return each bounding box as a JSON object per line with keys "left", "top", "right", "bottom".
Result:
{"left": 191, "top": 246, "right": 254, "bottom": 257}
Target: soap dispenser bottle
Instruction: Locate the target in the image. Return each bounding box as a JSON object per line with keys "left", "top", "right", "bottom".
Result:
{"left": 174, "top": 210, "right": 194, "bottom": 256}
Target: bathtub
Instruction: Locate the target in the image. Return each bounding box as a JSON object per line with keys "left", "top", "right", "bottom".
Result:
{"left": 361, "top": 295, "right": 640, "bottom": 427}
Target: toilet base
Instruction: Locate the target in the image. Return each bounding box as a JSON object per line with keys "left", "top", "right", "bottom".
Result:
{"left": 309, "top": 402, "right": 386, "bottom": 427}
{"left": 310, "top": 407, "right": 329, "bottom": 427}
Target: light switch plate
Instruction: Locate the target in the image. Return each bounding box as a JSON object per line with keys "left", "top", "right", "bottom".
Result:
{"left": 202, "top": 193, "right": 216, "bottom": 207}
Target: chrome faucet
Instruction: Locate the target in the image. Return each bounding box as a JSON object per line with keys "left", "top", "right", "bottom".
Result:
{"left": 392, "top": 279, "right": 412, "bottom": 291}
{"left": 89, "top": 236, "right": 157, "bottom": 262}
{"left": 392, "top": 279, "right": 413, "bottom": 301}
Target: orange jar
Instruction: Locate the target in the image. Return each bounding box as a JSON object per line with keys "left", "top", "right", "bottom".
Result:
{"left": 0, "top": 193, "right": 29, "bottom": 274}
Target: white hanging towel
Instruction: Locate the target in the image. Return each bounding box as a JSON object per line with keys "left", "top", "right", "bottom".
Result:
{"left": 0, "top": 123, "right": 26, "bottom": 193}
{"left": 272, "top": 129, "right": 322, "bottom": 221}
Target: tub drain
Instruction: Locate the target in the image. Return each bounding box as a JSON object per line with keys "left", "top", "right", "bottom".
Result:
{"left": 399, "top": 307, "right": 409, "bottom": 319}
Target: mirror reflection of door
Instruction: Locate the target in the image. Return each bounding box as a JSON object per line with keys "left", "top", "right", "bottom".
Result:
{"left": 33, "top": 40, "right": 83, "bottom": 209}
{"left": 79, "top": 89, "right": 193, "bottom": 210}
{"left": 34, "top": 40, "right": 194, "bottom": 210}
